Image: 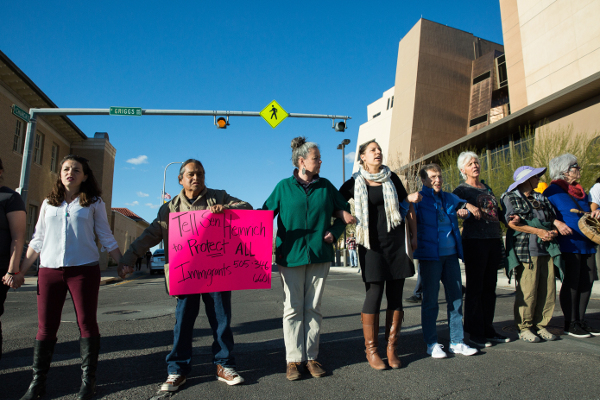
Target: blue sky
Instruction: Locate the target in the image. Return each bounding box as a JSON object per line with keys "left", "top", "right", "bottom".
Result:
{"left": 1, "top": 1, "right": 503, "bottom": 225}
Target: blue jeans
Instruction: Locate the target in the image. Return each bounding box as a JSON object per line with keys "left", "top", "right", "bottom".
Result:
{"left": 349, "top": 249, "right": 358, "bottom": 267}
{"left": 166, "top": 292, "right": 235, "bottom": 376}
{"left": 413, "top": 263, "right": 422, "bottom": 297}
{"left": 420, "top": 255, "right": 464, "bottom": 345}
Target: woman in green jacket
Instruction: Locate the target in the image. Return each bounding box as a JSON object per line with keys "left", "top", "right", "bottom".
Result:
{"left": 263, "top": 136, "right": 353, "bottom": 381}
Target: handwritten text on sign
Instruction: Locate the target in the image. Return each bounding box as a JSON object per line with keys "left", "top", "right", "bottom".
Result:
{"left": 168, "top": 209, "right": 274, "bottom": 295}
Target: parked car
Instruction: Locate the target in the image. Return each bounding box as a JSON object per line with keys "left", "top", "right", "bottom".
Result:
{"left": 150, "top": 249, "right": 165, "bottom": 275}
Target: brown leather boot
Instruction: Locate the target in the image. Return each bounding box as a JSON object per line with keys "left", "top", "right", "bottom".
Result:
{"left": 361, "top": 313, "right": 386, "bottom": 370}
{"left": 385, "top": 309, "right": 404, "bottom": 369}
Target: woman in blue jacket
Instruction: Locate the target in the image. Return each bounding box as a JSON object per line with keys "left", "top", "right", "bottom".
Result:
{"left": 413, "top": 164, "right": 477, "bottom": 358}
{"left": 545, "top": 154, "right": 600, "bottom": 338}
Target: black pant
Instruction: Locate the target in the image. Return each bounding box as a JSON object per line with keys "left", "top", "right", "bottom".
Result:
{"left": 362, "top": 279, "right": 405, "bottom": 314}
{"left": 560, "top": 252, "right": 595, "bottom": 328}
{"left": 0, "top": 274, "right": 9, "bottom": 360}
{"left": 462, "top": 239, "right": 501, "bottom": 338}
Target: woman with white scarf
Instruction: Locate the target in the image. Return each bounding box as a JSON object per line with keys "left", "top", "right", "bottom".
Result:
{"left": 339, "top": 140, "right": 420, "bottom": 370}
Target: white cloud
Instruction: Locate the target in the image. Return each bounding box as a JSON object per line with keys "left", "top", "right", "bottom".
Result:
{"left": 137, "top": 191, "right": 149, "bottom": 197}
{"left": 345, "top": 152, "right": 356, "bottom": 163}
{"left": 125, "top": 201, "right": 139, "bottom": 206}
{"left": 146, "top": 203, "right": 160, "bottom": 209}
{"left": 126, "top": 155, "right": 148, "bottom": 165}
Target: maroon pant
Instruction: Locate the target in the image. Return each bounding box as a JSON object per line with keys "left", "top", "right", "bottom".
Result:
{"left": 36, "top": 265, "right": 100, "bottom": 341}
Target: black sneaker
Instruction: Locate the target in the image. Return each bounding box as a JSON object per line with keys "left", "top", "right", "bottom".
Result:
{"left": 469, "top": 336, "right": 492, "bottom": 347}
{"left": 565, "top": 322, "right": 592, "bottom": 338}
{"left": 580, "top": 320, "right": 600, "bottom": 336}
{"left": 486, "top": 333, "right": 511, "bottom": 343}
{"left": 405, "top": 295, "right": 422, "bottom": 303}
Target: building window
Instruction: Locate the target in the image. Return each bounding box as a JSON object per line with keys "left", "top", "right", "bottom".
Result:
{"left": 390, "top": 96, "right": 394, "bottom": 108}
{"left": 33, "top": 132, "right": 44, "bottom": 164}
{"left": 13, "top": 120, "right": 24, "bottom": 153}
{"left": 373, "top": 112, "right": 381, "bottom": 119}
{"left": 26, "top": 205, "right": 38, "bottom": 241}
{"left": 50, "top": 143, "right": 59, "bottom": 173}
{"left": 473, "top": 71, "right": 491, "bottom": 85}
{"left": 387, "top": 98, "right": 390, "bottom": 110}
{"left": 469, "top": 114, "right": 488, "bottom": 127}
{"left": 496, "top": 55, "right": 508, "bottom": 88}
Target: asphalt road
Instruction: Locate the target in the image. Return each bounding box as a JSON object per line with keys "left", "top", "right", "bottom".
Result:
{"left": 2, "top": 267, "right": 600, "bottom": 400}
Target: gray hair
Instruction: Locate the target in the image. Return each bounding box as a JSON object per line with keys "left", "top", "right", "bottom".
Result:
{"left": 549, "top": 153, "right": 577, "bottom": 181}
{"left": 457, "top": 151, "right": 480, "bottom": 180}
{"left": 290, "top": 136, "right": 319, "bottom": 168}
{"left": 178, "top": 159, "right": 205, "bottom": 181}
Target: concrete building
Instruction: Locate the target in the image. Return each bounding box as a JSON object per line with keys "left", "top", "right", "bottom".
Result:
{"left": 110, "top": 208, "right": 150, "bottom": 265}
{"left": 353, "top": 19, "right": 505, "bottom": 172}
{"left": 355, "top": 1, "right": 600, "bottom": 191}
{"left": 0, "top": 49, "right": 117, "bottom": 269}
{"left": 354, "top": 87, "right": 395, "bottom": 173}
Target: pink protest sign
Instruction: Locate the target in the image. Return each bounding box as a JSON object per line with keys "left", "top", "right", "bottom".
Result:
{"left": 168, "top": 209, "right": 274, "bottom": 296}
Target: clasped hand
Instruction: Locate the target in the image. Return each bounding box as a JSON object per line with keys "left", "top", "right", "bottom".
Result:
{"left": 2, "top": 272, "right": 25, "bottom": 289}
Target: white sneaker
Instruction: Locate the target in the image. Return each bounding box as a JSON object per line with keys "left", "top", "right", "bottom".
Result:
{"left": 449, "top": 343, "right": 478, "bottom": 356}
{"left": 160, "top": 374, "right": 186, "bottom": 392}
{"left": 426, "top": 343, "right": 447, "bottom": 359}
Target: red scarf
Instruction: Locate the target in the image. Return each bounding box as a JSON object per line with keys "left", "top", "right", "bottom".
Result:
{"left": 551, "top": 179, "right": 585, "bottom": 199}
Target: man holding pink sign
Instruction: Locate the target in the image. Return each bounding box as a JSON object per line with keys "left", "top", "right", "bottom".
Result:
{"left": 120, "top": 159, "right": 252, "bottom": 392}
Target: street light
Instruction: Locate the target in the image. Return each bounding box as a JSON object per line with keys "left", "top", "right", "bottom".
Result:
{"left": 337, "top": 139, "right": 351, "bottom": 266}
{"left": 160, "top": 161, "right": 183, "bottom": 249}
{"left": 336, "top": 138, "right": 351, "bottom": 183}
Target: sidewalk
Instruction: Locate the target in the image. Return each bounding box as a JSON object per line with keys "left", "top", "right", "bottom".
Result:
{"left": 21, "top": 265, "right": 147, "bottom": 287}
{"left": 330, "top": 262, "right": 600, "bottom": 299}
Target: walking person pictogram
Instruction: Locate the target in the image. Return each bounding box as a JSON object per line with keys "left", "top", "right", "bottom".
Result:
{"left": 270, "top": 105, "right": 278, "bottom": 119}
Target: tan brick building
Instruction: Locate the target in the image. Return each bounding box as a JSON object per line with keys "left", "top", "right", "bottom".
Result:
{"left": 0, "top": 49, "right": 117, "bottom": 270}
{"left": 356, "top": 2, "right": 600, "bottom": 179}
{"left": 110, "top": 208, "right": 150, "bottom": 265}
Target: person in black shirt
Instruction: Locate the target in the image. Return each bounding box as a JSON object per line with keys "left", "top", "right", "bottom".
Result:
{"left": 339, "top": 140, "right": 420, "bottom": 370}
{"left": 0, "top": 158, "right": 27, "bottom": 360}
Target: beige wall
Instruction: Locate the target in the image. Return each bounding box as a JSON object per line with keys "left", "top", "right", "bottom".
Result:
{"left": 500, "top": 0, "right": 528, "bottom": 111}
{"left": 389, "top": 19, "right": 503, "bottom": 166}
{"left": 354, "top": 87, "right": 395, "bottom": 173}
{"left": 110, "top": 211, "right": 150, "bottom": 265}
{"left": 388, "top": 20, "right": 421, "bottom": 167}
{"left": 502, "top": 0, "right": 600, "bottom": 110}
{"left": 535, "top": 94, "right": 600, "bottom": 138}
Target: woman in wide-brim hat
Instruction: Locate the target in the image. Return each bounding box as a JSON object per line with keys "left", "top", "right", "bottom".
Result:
{"left": 501, "top": 166, "right": 564, "bottom": 343}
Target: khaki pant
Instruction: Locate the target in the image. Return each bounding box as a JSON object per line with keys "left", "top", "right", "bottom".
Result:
{"left": 514, "top": 255, "right": 556, "bottom": 331}
{"left": 279, "top": 262, "right": 330, "bottom": 362}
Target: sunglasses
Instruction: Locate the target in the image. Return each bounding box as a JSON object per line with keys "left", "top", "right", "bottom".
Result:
{"left": 569, "top": 163, "right": 581, "bottom": 170}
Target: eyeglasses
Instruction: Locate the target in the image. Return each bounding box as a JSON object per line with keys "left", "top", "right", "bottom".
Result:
{"left": 569, "top": 163, "right": 581, "bottom": 171}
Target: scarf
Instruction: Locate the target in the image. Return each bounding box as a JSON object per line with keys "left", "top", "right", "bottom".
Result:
{"left": 353, "top": 165, "right": 402, "bottom": 249}
{"left": 551, "top": 179, "right": 585, "bottom": 199}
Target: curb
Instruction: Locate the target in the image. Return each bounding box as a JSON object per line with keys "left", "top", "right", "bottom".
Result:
{"left": 100, "top": 276, "right": 120, "bottom": 286}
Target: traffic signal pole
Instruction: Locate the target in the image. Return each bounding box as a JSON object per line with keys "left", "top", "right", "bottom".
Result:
{"left": 17, "top": 107, "right": 351, "bottom": 205}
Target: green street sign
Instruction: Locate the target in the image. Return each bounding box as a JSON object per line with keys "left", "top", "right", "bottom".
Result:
{"left": 109, "top": 106, "right": 142, "bottom": 116}
{"left": 11, "top": 104, "right": 30, "bottom": 122}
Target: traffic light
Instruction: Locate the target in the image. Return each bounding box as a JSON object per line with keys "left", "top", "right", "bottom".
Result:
{"left": 215, "top": 116, "right": 229, "bottom": 129}
{"left": 333, "top": 119, "right": 347, "bottom": 132}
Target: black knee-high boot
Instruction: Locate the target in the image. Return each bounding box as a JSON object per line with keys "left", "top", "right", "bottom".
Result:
{"left": 78, "top": 336, "right": 100, "bottom": 400}
{"left": 21, "top": 339, "right": 56, "bottom": 400}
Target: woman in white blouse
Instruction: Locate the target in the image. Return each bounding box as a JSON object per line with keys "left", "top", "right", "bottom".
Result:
{"left": 14, "top": 155, "right": 124, "bottom": 400}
